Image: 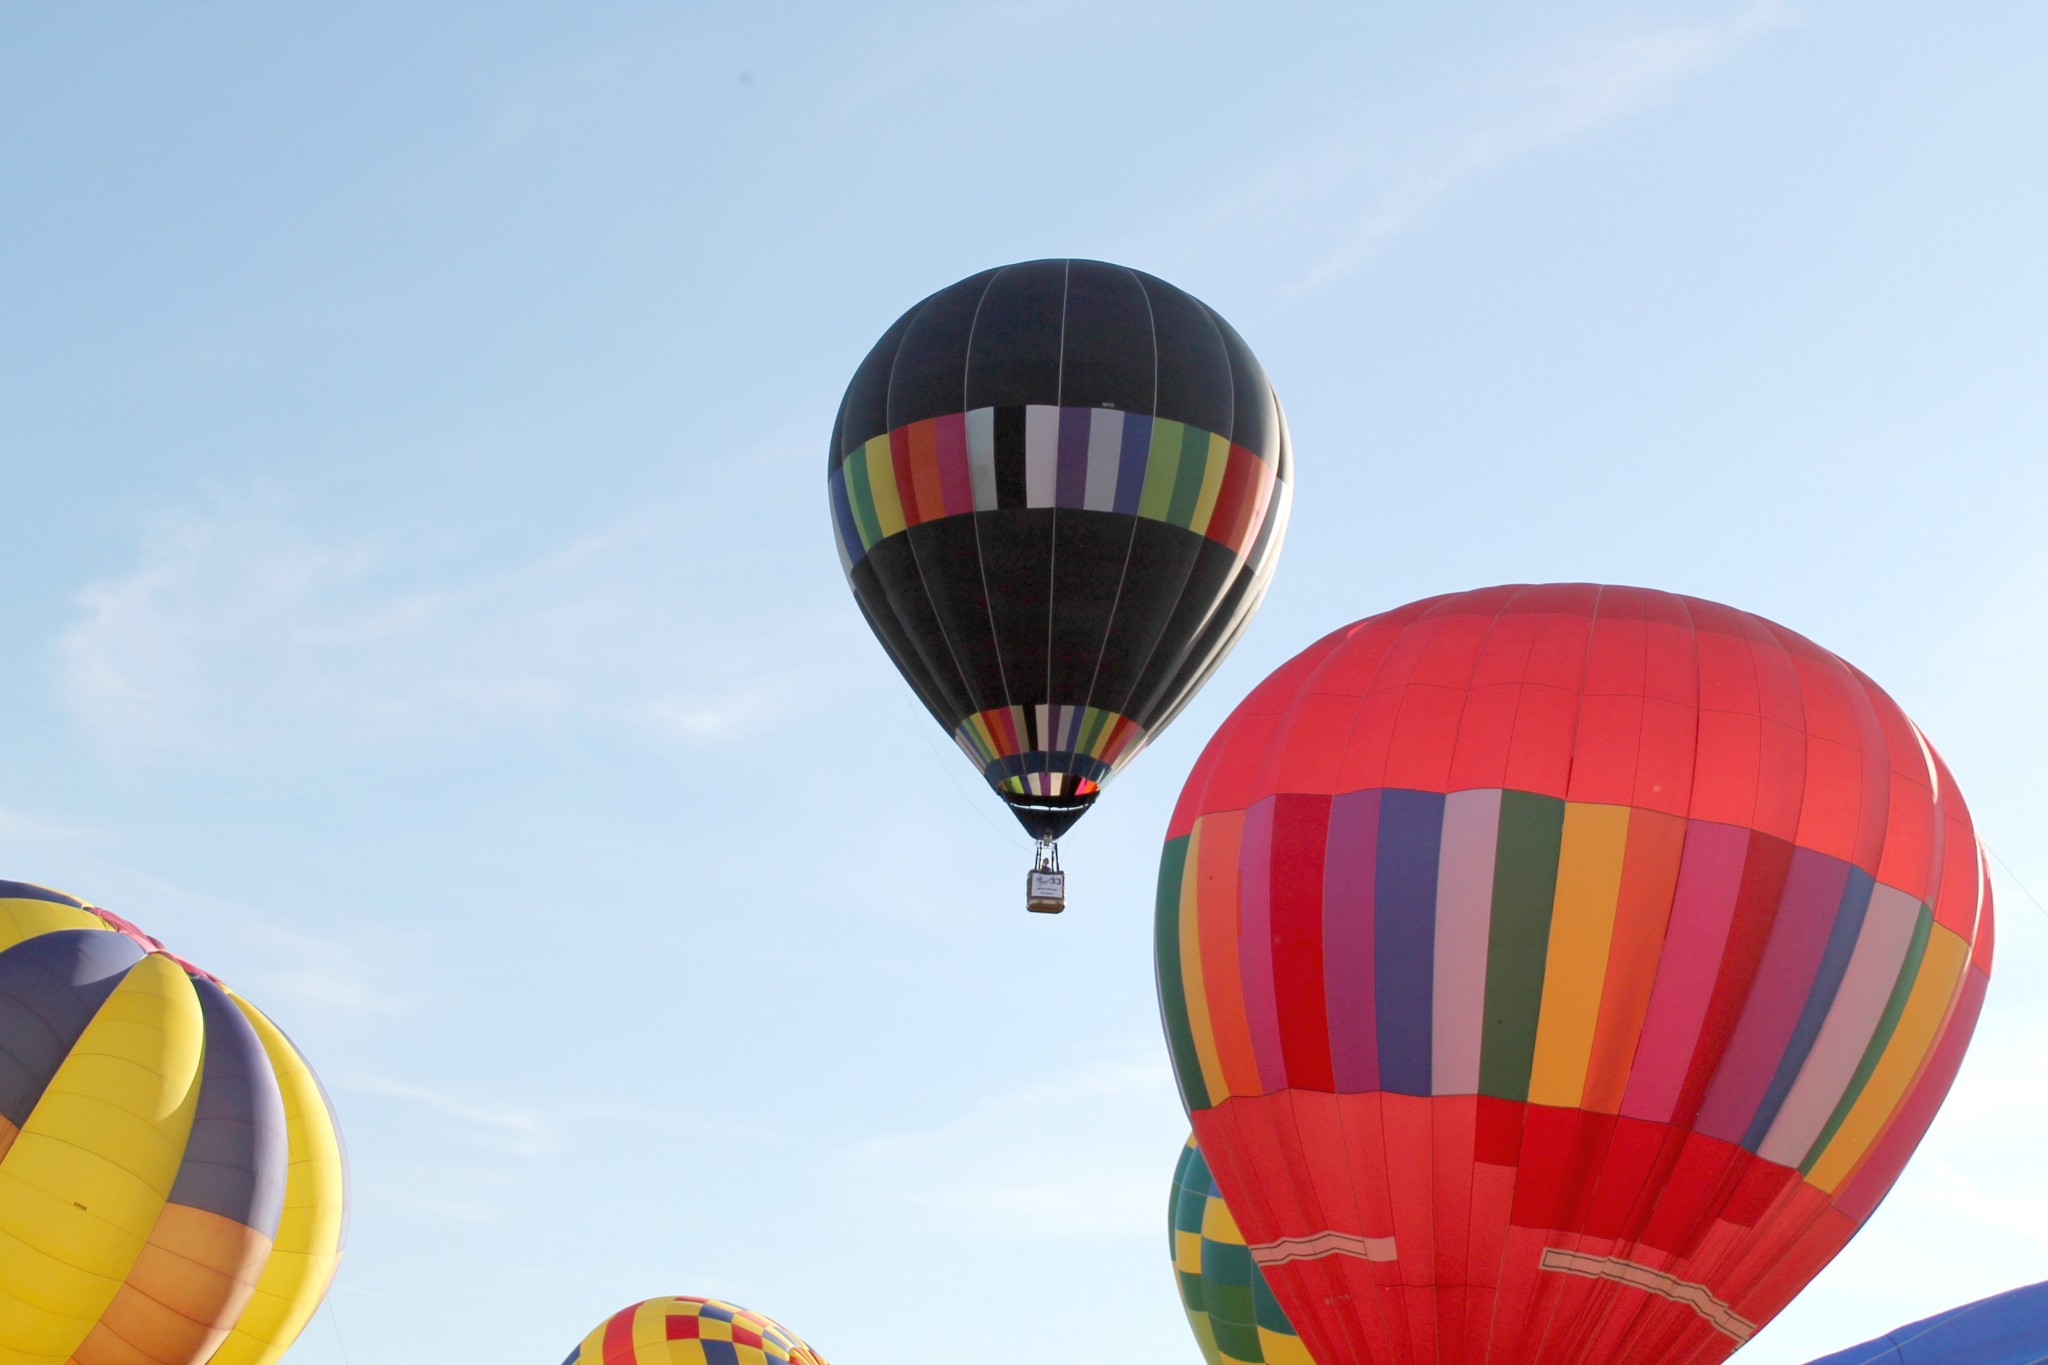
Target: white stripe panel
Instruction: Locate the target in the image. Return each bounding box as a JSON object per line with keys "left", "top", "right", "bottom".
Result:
{"left": 1083, "top": 408, "right": 1125, "bottom": 511}
{"left": 1024, "top": 405, "right": 1060, "bottom": 508}
{"left": 966, "top": 407, "right": 998, "bottom": 510}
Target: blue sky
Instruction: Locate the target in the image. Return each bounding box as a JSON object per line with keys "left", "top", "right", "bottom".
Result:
{"left": 2, "top": 3, "right": 2044, "bottom": 1362}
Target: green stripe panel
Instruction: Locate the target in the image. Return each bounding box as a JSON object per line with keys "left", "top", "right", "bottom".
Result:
{"left": 1479, "top": 791, "right": 1568, "bottom": 1101}
{"left": 1155, "top": 836, "right": 1210, "bottom": 1112}
{"left": 1138, "top": 419, "right": 1184, "bottom": 521}
{"left": 1165, "top": 422, "right": 1212, "bottom": 528}
{"left": 845, "top": 442, "right": 881, "bottom": 548}
{"left": 1801, "top": 901, "right": 1935, "bottom": 1174}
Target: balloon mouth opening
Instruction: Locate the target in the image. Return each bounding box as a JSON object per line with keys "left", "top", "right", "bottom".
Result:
{"left": 1001, "top": 791, "right": 1097, "bottom": 840}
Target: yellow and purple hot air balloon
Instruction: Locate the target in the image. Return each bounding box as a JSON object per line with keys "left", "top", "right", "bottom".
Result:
{"left": 0, "top": 879, "right": 346, "bottom": 1365}
{"left": 561, "top": 1296, "right": 828, "bottom": 1365}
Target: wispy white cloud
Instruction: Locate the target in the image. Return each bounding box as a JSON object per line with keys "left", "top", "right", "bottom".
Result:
{"left": 56, "top": 482, "right": 844, "bottom": 765}
{"left": 840, "top": 1047, "right": 1185, "bottom": 1238}
{"left": 1143, "top": 1, "right": 1788, "bottom": 293}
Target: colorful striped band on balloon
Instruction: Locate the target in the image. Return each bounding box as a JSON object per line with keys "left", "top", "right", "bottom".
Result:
{"left": 827, "top": 404, "right": 1284, "bottom": 569}
{"left": 1157, "top": 787, "right": 1987, "bottom": 1204}
{"left": 951, "top": 703, "right": 1147, "bottom": 796}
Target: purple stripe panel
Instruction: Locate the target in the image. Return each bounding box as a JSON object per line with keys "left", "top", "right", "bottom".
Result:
{"left": 1432, "top": 788, "right": 1503, "bottom": 1095}
{"left": 1757, "top": 882, "right": 1923, "bottom": 1166}
{"left": 1323, "top": 789, "right": 1381, "bottom": 1091}
{"left": 1376, "top": 789, "right": 1443, "bottom": 1096}
{"left": 1695, "top": 847, "right": 1853, "bottom": 1143}
{"left": 1620, "top": 820, "right": 1752, "bottom": 1123}
{"left": 1114, "top": 411, "right": 1152, "bottom": 515}
{"left": 170, "top": 975, "right": 289, "bottom": 1233}
{"left": 0, "top": 929, "right": 146, "bottom": 1128}
{"left": 1056, "top": 407, "right": 1092, "bottom": 508}
{"left": 1237, "top": 797, "right": 1288, "bottom": 1091}
{"left": 1742, "top": 865, "right": 1874, "bottom": 1151}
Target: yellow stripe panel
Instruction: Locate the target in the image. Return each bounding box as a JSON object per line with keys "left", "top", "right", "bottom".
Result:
{"left": 1174, "top": 1228, "right": 1204, "bottom": 1275}
{"left": 1528, "top": 804, "right": 1632, "bottom": 1108}
{"left": 0, "top": 897, "right": 103, "bottom": 954}
{"left": 1261, "top": 1327, "right": 1319, "bottom": 1365}
{"left": 1178, "top": 822, "right": 1229, "bottom": 1106}
{"left": 0, "top": 954, "right": 201, "bottom": 1365}
{"left": 1806, "top": 925, "right": 1970, "bottom": 1192}
{"left": 206, "top": 995, "right": 345, "bottom": 1365}
{"left": 1188, "top": 432, "right": 1230, "bottom": 536}
{"left": 863, "top": 436, "right": 904, "bottom": 539}
{"left": 1199, "top": 1188, "right": 1243, "bottom": 1243}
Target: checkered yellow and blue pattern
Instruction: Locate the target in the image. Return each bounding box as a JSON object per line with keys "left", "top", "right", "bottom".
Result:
{"left": 1171, "top": 1137, "right": 1312, "bottom": 1365}
{"left": 561, "top": 1296, "right": 828, "bottom": 1365}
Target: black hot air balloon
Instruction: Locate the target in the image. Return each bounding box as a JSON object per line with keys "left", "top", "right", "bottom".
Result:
{"left": 827, "top": 259, "right": 1292, "bottom": 910}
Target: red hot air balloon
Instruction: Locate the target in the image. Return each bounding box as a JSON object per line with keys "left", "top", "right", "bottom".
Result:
{"left": 1154, "top": 585, "right": 1993, "bottom": 1365}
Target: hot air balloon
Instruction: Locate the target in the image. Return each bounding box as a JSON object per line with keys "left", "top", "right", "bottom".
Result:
{"left": 828, "top": 258, "right": 1293, "bottom": 911}
{"left": 1171, "top": 1135, "right": 1311, "bottom": 1365}
{"left": 1802, "top": 1278, "right": 2048, "bottom": 1364}
{"left": 561, "top": 1296, "right": 827, "bottom": 1365}
{"left": 0, "top": 878, "right": 347, "bottom": 1365}
{"left": 1154, "top": 585, "right": 1993, "bottom": 1365}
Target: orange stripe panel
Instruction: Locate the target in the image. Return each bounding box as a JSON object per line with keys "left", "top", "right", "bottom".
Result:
{"left": 1580, "top": 807, "right": 1688, "bottom": 1113}
{"left": 1195, "top": 810, "right": 1263, "bottom": 1100}
{"left": 69, "top": 1204, "right": 272, "bottom": 1365}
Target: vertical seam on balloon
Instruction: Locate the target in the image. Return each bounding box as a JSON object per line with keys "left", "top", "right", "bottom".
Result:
{"left": 1042, "top": 260, "right": 1070, "bottom": 763}
{"left": 957, "top": 269, "right": 1018, "bottom": 744}
{"left": 1073, "top": 266, "right": 1158, "bottom": 765}
{"left": 1516, "top": 584, "right": 1610, "bottom": 1365}
{"left": 1598, "top": 591, "right": 1719, "bottom": 1364}
{"left": 1102, "top": 296, "right": 1239, "bottom": 732}
{"left": 874, "top": 290, "right": 992, "bottom": 745}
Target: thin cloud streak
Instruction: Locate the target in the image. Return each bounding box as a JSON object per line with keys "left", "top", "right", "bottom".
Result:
{"left": 56, "top": 484, "right": 846, "bottom": 766}
{"left": 1293, "top": 1, "right": 1787, "bottom": 291}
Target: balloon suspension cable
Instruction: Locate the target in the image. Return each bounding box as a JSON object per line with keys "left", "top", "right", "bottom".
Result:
{"left": 1025, "top": 836, "right": 1067, "bottom": 914}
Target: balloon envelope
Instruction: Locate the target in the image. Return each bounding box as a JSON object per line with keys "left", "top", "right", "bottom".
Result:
{"left": 1171, "top": 1135, "right": 1311, "bottom": 1365}
{"left": 1802, "top": 1279, "right": 2048, "bottom": 1364}
{"left": 1155, "top": 585, "right": 1993, "bottom": 1365}
{"left": 828, "top": 258, "right": 1292, "bottom": 839}
{"left": 0, "top": 879, "right": 346, "bottom": 1365}
{"left": 562, "top": 1297, "right": 826, "bottom": 1365}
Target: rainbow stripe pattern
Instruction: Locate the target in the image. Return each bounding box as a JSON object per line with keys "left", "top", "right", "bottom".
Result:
{"left": 1155, "top": 585, "right": 1993, "bottom": 1365}
{"left": 0, "top": 879, "right": 346, "bottom": 1365}
{"left": 827, "top": 404, "right": 1283, "bottom": 570}
{"left": 1172, "top": 1135, "right": 1312, "bottom": 1365}
{"left": 951, "top": 703, "right": 1148, "bottom": 797}
{"left": 561, "top": 1296, "right": 828, "bottom": 1365}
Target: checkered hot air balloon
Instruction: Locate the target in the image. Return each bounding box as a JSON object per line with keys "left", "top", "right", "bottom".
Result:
{"left": 0, "top": 879, "right": 347, "bottom": 1365}
{"left": 1171, "top": 1135, "right": 1311, "bottom": 1365}
{"left": 561, "top": 1297, "right": 828, "bottom": 1365}
{"left": 827, "top": 259, "right": 1292, "bottom": 849}
{"left": 1155, "top": 585, "right": 1993, "bottom": 1365}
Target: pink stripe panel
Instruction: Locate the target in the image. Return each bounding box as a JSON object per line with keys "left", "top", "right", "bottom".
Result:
{"left": 1431, "top": 788, "right": 1502, "bottom": 1095}
{"left": 1620, "top": 821, "right": 1752, "bottom": 1122}
{"left": 1237, "top": 797, "right": 1288, "bottom": 1090}
{"left": 1323, "top": 789, "right": 1381, "bottom": 1091}
{"left": 1694, "top": 848, "right": 1851, "bottom": 1143}
{"left": 1757, "top": 883, "right": 1923, "bottom": 1166}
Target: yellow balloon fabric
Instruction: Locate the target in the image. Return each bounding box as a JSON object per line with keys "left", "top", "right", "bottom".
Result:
{"left": 0, "top": 880, "right": 347, "bottom": 1365}
{"left": 562, "top": 1297, "right": 829, "bottom": 1365}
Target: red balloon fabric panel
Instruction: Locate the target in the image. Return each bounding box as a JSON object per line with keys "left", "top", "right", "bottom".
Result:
{"left": 1154, "top": 584, "right": 1993, "bottom": 1365}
